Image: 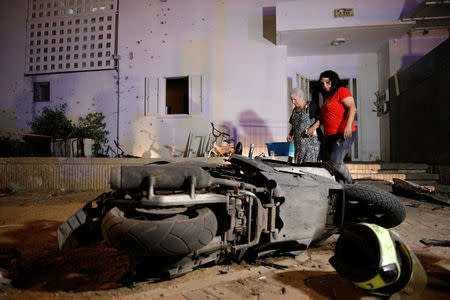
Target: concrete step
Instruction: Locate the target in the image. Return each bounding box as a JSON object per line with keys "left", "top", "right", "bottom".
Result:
{"left": 352, "top": 173, "right": 406, "bottom": 183}
{"left": 347, "top": 162, "right": 439, "bottom": 184}
{"left": 378, "top": 169, "right": 429, "bottom": 174}
{"left": 346, "top": 164, "right": 382, "bottom": 173}
{"left": 378, "top": 163, "right": 428, "bottom": 170}
{"left": 407, "top": 179, "right": 440, "bottom": 186}
{"left": 346, "top": 162, "right": 429, "bottom": 172}
{"left": 352, "top": 173, "right": 439, "bottom": 185}
{"left": 405, "top": 173, "right": 440, "bottom": 180}
{"left": 436, "top": 184, "right": 450, "bottom": 194}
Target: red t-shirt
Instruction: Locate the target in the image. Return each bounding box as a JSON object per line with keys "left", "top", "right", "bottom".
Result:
{"left": 320, "top": 87, "right": 357, "bottom": 135}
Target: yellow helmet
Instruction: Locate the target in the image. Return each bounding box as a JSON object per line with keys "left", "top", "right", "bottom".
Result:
{"left": 330, "top": 223, "right": 427, "bottom": 298}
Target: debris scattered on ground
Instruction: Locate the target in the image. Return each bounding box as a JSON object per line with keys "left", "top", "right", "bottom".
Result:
{"left": 0, "top": 224, "right": 24, "bottom": 229}
{"left": 0, "top": 186, "right": 449, "bottom": 299}
{"left": 257, "top": 276, "right": 266, "bottom": 281}
{"left": 406, "top": 203, "right": 421, "bottom": 208}
{"left": 392, "top": 178, "right": 450, "bottom": 206}
{"left": 420, "top": 238, "right": 450, "bottom": 247}
{"left": 259, "top": 262, "right": 289, "bottom": 270}
{"left": 432, "top": 206, "right": 445, "bottom": 211}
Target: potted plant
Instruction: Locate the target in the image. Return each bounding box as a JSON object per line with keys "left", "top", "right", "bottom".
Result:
{"left": 73, "top": 112, "right": 109, "bottom": 157}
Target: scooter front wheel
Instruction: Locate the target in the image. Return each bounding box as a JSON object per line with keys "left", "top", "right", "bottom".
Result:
{"left": 101, "top": 207, "right": 218, "bottom": 256}
{"left": 343, "top": 184, "right": 406, "bottom": 228}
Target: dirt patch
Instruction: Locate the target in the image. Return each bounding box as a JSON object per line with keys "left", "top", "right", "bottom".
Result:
{"left": 0, "top": 192, "right": 128, "bottom": 296}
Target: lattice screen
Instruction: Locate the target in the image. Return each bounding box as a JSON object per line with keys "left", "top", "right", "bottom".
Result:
{"left": 25, "top": 0, "right": 117, "bottom": 75}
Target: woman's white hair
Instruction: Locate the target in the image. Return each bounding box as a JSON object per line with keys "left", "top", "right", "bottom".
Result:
{"left": 291, "top": 88, "right": 309, "bottom": 101}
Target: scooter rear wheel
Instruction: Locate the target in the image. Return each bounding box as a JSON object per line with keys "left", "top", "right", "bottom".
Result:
{"left": 101, "top": 207, "right": 218, "bottom": 256}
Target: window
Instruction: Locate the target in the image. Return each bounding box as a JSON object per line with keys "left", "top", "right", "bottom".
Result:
{"left": 166, "top": 77, "right": 189, "bottom": 114}
{"left": 144, "top": 75, "right": 204, "bottom": 116}
{"left": 33, "top": 82, "right": 50, "bottom": 102}
{"left": 25, "top": 0, "right": 117, "bottom": 74}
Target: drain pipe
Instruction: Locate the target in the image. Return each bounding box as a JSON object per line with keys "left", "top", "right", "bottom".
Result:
{"left": 113, "top": 0, "right": 121, "bottom": 155}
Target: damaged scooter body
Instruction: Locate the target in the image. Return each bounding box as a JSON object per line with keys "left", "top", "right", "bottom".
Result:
{"left": 58, "top": 154, "right": 345, "bottom": 278}
{"left": 226, "top": 156, "right": 344, "bottom": 254}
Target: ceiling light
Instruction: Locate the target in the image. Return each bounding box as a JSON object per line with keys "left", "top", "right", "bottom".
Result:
{"left": 331, "top": 38, "right": 346, "bottom": 46}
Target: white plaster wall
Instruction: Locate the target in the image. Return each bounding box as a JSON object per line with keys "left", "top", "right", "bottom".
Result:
{"left": 389, "top": 35, "right": 449, "bottom": 75}
{"left": 277, "top": 0, "right": 422, "bottom": 31}
{"left": 287, "top": 55, "right": 359, "bottom": 79}
{"left": 0, "top": 0, "right": 288, "bottom": 158}
{"left": 287, "top": 52, "right": 380, "bottom": 161}
{"left": 357, "top": 53, "right": 380, "bottom": 161}
{"left": 29, "top": 71, "right": 118, "bottom": 139}
{"left": 117, "top": 0, "right": 288, "bottom": 157}
{"left": 0, "top": 0, "right": 117, "bottom": 148}
{"left": 0, "top": 0, "right": 29, "bottom": 132}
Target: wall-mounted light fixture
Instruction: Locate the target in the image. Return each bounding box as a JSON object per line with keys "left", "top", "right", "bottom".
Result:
{"left": 331, "top": 38, "right": 346, "bottom": 46}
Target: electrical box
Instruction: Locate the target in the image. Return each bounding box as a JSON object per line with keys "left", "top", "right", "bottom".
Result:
{"left": 334, "top": 8, "right": 354, "bottom": 18}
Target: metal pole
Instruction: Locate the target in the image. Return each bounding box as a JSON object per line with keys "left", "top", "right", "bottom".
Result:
{"left": 114, "top": 0, "right": 120, "bottom": 155}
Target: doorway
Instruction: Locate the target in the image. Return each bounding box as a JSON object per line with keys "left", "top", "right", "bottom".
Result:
{"left": 308, "top": 78, "right": 359, "bottom": 161}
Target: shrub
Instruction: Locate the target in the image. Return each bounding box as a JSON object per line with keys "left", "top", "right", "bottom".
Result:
{"left": 30, "top": 104, "right": 73, "bottom": 138}
{"left": 74, "top": 112, "right": 109, "bottom": 156}
{"left": 28, "top": 104, "right": 74, "bottom": 156}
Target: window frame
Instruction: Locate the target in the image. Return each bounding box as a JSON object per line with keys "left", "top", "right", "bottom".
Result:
{"left": 33, "top": 81, "right": 50, "bottom": 102}
{"left": 144, "top": 75, "right": 204, "bottom": 117}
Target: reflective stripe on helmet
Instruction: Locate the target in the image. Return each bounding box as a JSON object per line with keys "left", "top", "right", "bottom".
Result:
{"left": 352, "top": 223, "right": 401, "bottom": 290}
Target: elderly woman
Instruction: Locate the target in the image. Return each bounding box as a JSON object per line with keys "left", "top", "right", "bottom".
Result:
{"left": 287, "top": 88, "right": 321, "bottom": 163}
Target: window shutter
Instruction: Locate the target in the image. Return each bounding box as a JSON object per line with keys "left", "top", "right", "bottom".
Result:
{"left": 189, "top": 75, "right": 203, "bottom": 114}
{"left": 144, "top": 77, "right": 160, "bottom": 115}
{"left": 158, "top": 77, "right": 167, "bottom": 114}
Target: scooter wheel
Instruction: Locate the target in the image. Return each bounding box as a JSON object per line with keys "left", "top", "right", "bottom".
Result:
{"left": 343, "top": 184, "right": 406, "bottom": 228}
{"left": 101, "top": 207, "right": 217, "bottom": 256}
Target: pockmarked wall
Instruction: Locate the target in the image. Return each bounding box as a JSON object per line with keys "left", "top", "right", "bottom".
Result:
{"left": 0, "top": 0, "right": 32, "bottom": 133}
{"left": 117, "top": 0, "right": 287, "bottom": 157}
{"left": 287, "top": 53, "right": 380, "bottom": 161}
{"left": 0, "top": 0, "right": 288, "bottom": 158}
{"left": 0, "top": 0, "right": 117, "bottom": 148}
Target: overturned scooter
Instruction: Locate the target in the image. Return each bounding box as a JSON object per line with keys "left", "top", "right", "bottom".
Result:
{"left": 57, "top": 154, "right": 406, "bottom": 279}
{"left": 330, "top": 223, "right": 427, "bottom": 299}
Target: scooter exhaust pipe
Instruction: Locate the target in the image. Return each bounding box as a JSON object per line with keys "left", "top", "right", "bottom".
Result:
{"left": 110, "top": 165, "right": 214, "bottom": 191}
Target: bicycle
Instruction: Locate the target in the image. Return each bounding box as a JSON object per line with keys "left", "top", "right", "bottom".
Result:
{"left": 206, "top": 123, "right": 242, "bottom": 158}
